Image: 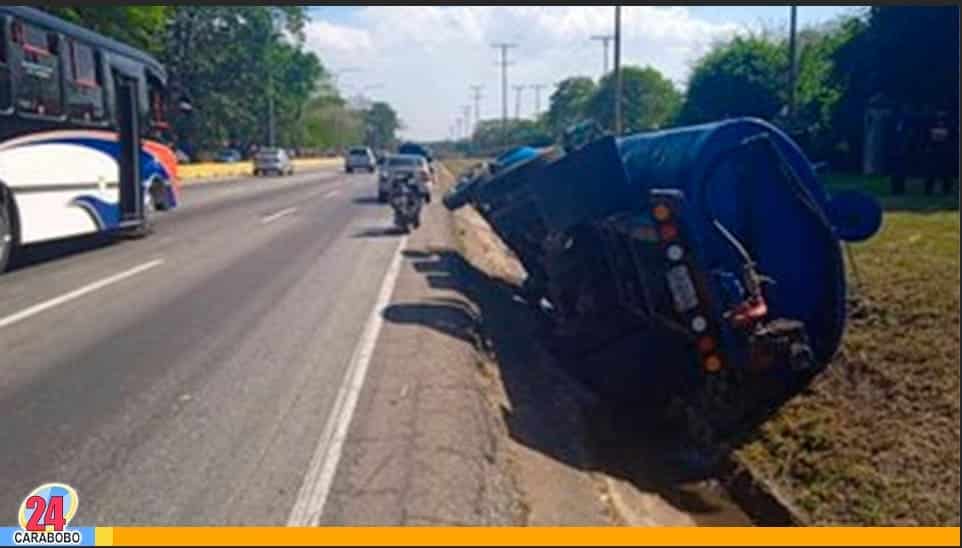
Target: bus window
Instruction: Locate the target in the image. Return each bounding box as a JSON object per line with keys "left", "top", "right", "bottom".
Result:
{"left": 11, "top": 20, "right": 63, "bottom": 118}
{"left": 65, "top": 39, "right": 105, "bottom": 124}
{"left": 149, "top": 88, "right": 169, "bottom": 129}
{"left": 1, "top": 19, "right": 12, "bottom": 114}
{"left": 144, "top": 74, "right": 172, "bottom": 142}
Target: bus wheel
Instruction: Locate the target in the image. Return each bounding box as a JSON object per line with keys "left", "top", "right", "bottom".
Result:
{"left": 0, "top": 188, "right": 16, "bottom": 273}
{"left": 124, "top": 201, "right": 154, "bottom": 240}
{"left": 150, "top": 180, "right": 171, "bottom": 211}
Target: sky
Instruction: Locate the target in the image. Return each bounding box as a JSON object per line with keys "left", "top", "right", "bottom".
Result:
{"left": 303, "top": 6, "right": 866, "bottom": 141}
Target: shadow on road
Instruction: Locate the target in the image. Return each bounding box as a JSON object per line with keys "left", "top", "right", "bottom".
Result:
{"left": 383, "top": 246, "right": 749, "bottom": 525}
{"left": 352, "top": 226, "right": 406, "bottom": 239}
{"left": 7, "top": 233, "right": 117, "bottom": 273}
{"left": 352, "top": 196, "right": 383, "bottom": 206}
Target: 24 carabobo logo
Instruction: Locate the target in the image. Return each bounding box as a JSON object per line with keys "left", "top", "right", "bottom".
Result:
{"left": 7, "top": 483, "right": 85, "bottom": 546}
{"left": 18, "top": 483, "right": 78, "bottom": 532}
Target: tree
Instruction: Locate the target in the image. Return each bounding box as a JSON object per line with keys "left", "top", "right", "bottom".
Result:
{"left": 364, "top": 102, "right": 401, "bottom": 150}
{"left": 825, "top": 6, "right": 958, "bottom": 169}
{"left": 39, "top": 6, "right": 171, "bottom": 54}
{"left": 160, "top": 6, "right": 322, "bottom": 152}
{"left": 588, "top": 66, "right": 681, "bottom": 134}
{"left": 272, "top": 43, "right": 324, "bottom": 148}
{"left": 864, "top": 6, "right": 959, "bottom": 113}
{"left": 543, "top": 77, "right": 596, "bottom": 136}
{"left": 301, "top": 93, "right": 364, "bottom": 149}
{"left": 471, "top": 119, "right": 553, "bottom": 154}
{"left": 676, "top": 35, "right": 786, "bottom": 125}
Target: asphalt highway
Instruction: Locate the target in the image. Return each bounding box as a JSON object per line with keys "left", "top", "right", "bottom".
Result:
{"left": 0, "top": 167, "right": 407, "bottom": 525}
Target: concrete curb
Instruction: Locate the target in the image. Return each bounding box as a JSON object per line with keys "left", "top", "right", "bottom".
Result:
{"left": 719, "top": 454, "right": 810, "bottom": 526}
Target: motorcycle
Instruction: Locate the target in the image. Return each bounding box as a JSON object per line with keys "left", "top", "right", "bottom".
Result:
{"left": 388, "top": 172, "right": 423, "bottom": 233}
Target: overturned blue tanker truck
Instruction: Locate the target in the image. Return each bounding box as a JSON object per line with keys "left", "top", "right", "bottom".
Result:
{"left": 444, "top": 117, "right": 883, "bottom": 451}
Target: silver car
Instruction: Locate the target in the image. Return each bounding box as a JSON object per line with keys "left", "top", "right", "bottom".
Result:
{"left": 253, "top": 148, "right": 294, "bottom": 176}
{"left": 378, "top": 154, "right": 433, "bottom": 202}
{"left": 345, "top": 147, "right": 376, "bottom": 173}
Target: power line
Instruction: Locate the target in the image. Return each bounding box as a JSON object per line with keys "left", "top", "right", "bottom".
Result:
{"left": 590, "top": 34, "right": 614, "bottom": 77}
{"left": 491, "top": 42, "right": 518, "bottom": 143}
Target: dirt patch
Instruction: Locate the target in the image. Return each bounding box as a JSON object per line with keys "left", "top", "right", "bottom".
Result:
{"left": 737, "top": 203, "right": 960, "bottom": 525}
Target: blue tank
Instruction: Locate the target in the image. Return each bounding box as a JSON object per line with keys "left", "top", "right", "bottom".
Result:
{"left": 445, "top": 117, "right": 882, "bottom": 448}
{"left": 532, "top": 118, "right": 880, "bottom": 363}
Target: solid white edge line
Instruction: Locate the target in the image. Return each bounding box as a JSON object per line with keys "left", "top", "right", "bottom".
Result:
{"left": 261, "top": 207, "right": 298, "bottom": 224}
{"left": 0, "top": 259, "right": 165, "bottom": 329}
{"left": 287, "top": 235, "right": 408, "bottom": 526}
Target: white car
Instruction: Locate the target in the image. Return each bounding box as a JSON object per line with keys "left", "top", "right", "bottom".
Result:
{"left": 378, "top": 154, "right": 433, "bottom": 202}
{"left": 345, "top": 147, "right": 376, "bottom": 173}
{"left": 253, "top": 148, "right": 294, "bottom": 176}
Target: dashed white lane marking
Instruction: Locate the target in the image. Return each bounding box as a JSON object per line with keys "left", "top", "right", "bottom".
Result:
{"left": 323, "top": 189, "right": 341, "bottom": 199}
{"left": 260, "top": 207, "right": 298, "bottom": 224}
{"left": 0, "top": 259, "right": 165, "bottom": 329}
{"left": 287, "top": 234, "right": 408, "bottom": 526}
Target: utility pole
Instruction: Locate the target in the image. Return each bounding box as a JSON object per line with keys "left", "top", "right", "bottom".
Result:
{"left": 470, "top": 85, "right": 484, "bottom": 129}
{"left": 267, "top": 72, "right": 275, "bottom": 147}
{"left": 266, "top": 15, "right": 277, "bottom": 147}
{"left": 788, "top": 5, "right": 798, "bottom": 119}
{"left": 462, "top": 105, "right": 473, "bottom": 137}
{"left": 513, "top": 85, "right": 525, "bottom": 119}
{"left": 529, "top": 84, "right": 547, "bottom": 116}
{"left": 590, "top": 34, "right": 614, "bottom": 77}
{"left": 613, "top": 5, "right": 623, "bottom": 135}
{"left": 492, "top": 42, "right": 518, "bottom": 143}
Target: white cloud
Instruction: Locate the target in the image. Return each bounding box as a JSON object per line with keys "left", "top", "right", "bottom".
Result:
{"left": 304, "top": 6, "right": 744, "bottom": 141}
{"left": 304, "top": 19, "right": 375, "bottom": 55}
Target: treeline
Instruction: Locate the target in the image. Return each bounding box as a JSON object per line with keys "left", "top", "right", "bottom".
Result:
{"left": 39, "top": 6, "right": 401, "bottom": 159}
{"left": 460, "top": 6, "right": 959, "bottom": 170}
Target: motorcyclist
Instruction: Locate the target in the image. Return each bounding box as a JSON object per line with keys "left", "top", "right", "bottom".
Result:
{"left": 388, "top": 171, "right": 423, "bottom": 232}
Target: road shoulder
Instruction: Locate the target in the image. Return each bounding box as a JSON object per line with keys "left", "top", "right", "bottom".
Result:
{"left": 320, "top": 192, "right": 524, "bottom": 525}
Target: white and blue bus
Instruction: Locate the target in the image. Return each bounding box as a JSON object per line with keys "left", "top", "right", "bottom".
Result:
{"left": 0, "top": 6, "right": 187, "bottom": 273}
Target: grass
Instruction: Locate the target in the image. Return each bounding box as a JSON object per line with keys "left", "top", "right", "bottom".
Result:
{"left": 738, "top": 173, "right": 959, "bottom": 525}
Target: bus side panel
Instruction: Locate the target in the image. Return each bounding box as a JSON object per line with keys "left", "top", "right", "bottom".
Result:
{"left": 0, "top": 141, "right": 117, "bottom": 244}
{"left": 0, "top": 130, "right": 178, "bottom": 245}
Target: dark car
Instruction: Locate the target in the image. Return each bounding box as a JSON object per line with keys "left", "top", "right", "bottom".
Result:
{"left": 398, "top": 142, "right": 435, "bottom": 173}
{"left": 216, "top": 149, "right": 242, "bottom": 163}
